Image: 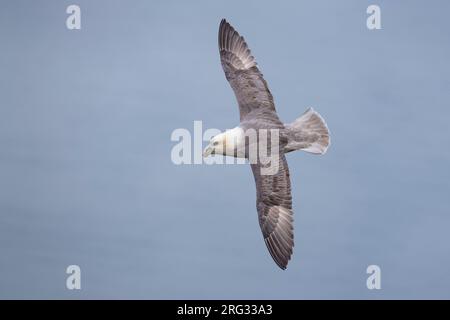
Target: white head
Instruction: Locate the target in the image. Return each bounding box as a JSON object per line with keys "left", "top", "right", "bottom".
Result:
{"left": 203, "top": 132, "right": 225, "bottom": 157}
{"left": 203, "top": 127, "right": 244, "bottom": 158}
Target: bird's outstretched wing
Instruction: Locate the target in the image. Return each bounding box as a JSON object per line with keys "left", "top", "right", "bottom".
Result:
{"left": 219, "top": 19, "right": 278, "bottom": 121}
{"left": 251, "top": 154, "right": 294, "bottom": 270}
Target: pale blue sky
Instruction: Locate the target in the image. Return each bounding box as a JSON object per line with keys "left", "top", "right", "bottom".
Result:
{"left": 0, "top": 0, "right": 449, "bottom": 299}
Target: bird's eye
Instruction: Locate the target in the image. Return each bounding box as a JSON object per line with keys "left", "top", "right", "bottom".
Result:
{"left": 213, "top": 141, "right": 219, "bottom": 146}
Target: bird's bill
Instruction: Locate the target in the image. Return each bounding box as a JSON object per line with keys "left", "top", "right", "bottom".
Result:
{"left": 203, "top": 145, "right": 214, "bottom": 157}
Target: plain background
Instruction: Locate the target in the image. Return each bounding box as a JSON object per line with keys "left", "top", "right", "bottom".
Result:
{"left": 0, "top": 0, "right": 449, "bottom": 299}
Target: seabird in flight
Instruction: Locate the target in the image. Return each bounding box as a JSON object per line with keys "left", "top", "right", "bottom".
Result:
{"left": 203, "top": 19, "right": 330, "bottom": 270}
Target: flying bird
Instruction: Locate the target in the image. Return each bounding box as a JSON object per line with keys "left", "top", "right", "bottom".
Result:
{"left": 203, "top": 19, "right": 330, "bottom": 270}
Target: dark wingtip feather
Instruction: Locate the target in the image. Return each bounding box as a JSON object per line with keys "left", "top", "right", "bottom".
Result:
{"left": 265, "top": 237, "right": 291, "bottom": 270}
{"left": 217, "top": 19, "right": 256, "bottom": 69}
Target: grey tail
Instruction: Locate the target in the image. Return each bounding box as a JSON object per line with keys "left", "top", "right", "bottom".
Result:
{"left": 284, "top": 108, "right": 330, "bottom": 155}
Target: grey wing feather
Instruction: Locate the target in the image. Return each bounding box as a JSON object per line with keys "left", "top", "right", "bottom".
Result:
{"left": 219, "top": 19, "right": 278, "bottom": 121}
{"left": 251, "top": 154, "right": 294, "bottom": 270}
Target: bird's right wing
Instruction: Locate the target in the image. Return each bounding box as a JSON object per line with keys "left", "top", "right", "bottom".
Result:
{"left": 218, "top": 19, "right": 278, "bottom": 121}
{"left": 251, "top": 154, "right": 294, "bottom": 270}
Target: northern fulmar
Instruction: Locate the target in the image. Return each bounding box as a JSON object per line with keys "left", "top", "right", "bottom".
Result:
{"left": 203, "top": 19, "right": 330, "bottom": 270}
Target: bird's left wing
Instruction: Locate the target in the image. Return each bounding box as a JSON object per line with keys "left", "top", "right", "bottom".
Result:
{"left": 251, "top": 154, "right": 294, "bottom": 270}
{"left": 218, "top": 19, "right": 278, "bottom": 121}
